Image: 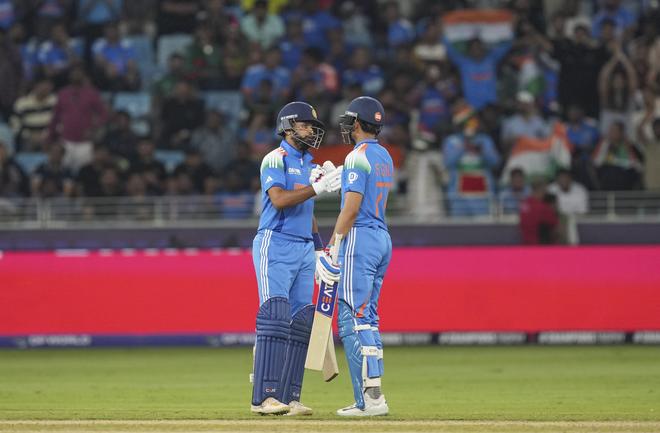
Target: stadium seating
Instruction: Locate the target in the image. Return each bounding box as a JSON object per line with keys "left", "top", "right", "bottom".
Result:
{"left": 14, "top": 152, "right": 47, "bottom": 175}
{"left": 113, "top": 92, "right": 152, "bottom": 136}
{"left": 125, "top": 35, "right": 156, "bottom": 90}
{"left": 156, "top": 34, "right": 193, "bottom": 71}
{"left": 202, "top": 91, "right": 243, "bottom": 132}
{"left": 155, "top": 150, "right": 185, "bottom": 173}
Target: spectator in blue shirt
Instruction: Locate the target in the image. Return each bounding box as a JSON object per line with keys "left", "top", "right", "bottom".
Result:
{"left": 342, "top": 46, "right": 384, "bottom": 96}
{"left": 279, "top": 17, "right": 307, "bottom": 71}
{"left": 566, "top": 104, "right": 600, "bottom": 190}
{"left": 0, "top": 0, "right": 16, "bottom": 30}
{"left": 444, "top": 36, "right": 512, "bottom": 110}
{"left": 499, "top": 167, "right": 531, "bottom": 214}
{"left": 38, "top": 23, "right": 83, "bottom": 88}
{"left": 92, "top": 22, "right": 139, "bottom": 91}
{"left": 592, "top": 0, "right": 636, "bottom": 40}
{"left": 384, "top": 1, "right": 415, "bottom": 49}
{"left": 300, "top": 0, "right": 341, "bottom": 49}
{"left": 241, "top": 48, "right": 291, "bottom": 104}
{"left": 76, "top": 0, "right": 122, "bottom": 64}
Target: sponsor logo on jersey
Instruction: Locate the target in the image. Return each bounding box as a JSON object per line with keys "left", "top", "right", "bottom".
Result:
{"left": 348, "top": 172, "right": 358, "bottom": 184}
{"left": 265, "top": 176, "right": 273, "bottom": 183}
{"left": 288, "top": 167, "right": 302, "bottom": 175}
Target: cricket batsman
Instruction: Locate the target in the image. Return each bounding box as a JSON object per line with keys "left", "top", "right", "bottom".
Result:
{"left": 250, "top": 101, "right": 342, "bottom": 416}
{"left": 314, "top": 96, "right": 394, "bottom": 416}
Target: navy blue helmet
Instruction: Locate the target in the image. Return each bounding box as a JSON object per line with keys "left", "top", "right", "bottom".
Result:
{"left": 276, "top": 101, "right": 325, "bottom": 149}
{"left": 339, "top": 96, "right": 384, "bottom": 144}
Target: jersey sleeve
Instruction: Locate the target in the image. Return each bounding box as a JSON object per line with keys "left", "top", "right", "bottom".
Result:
{"left": 343, "top": 147, "right": 371, "bottom": 195}
{"left": 260, "top": 150, "right": 286, "bottom": 192}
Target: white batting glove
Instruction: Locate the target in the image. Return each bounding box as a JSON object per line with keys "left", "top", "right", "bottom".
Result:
{"left": 311, "top": 165, "right": 343, "bottom": 196}
{"left": 316, "top": 250, "right": 341, "bottom": 285}
{"left": 309, "top": 164, "right": 325, "bottom": 184}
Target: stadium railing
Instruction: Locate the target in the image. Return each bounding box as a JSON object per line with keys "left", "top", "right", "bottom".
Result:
{"left": 1, "top": 191, "right": 659, "bottom": 229}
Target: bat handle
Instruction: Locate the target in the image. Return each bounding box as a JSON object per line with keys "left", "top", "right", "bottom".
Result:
{"left": 331, "top": 233, "right": 343, "bottom": 266}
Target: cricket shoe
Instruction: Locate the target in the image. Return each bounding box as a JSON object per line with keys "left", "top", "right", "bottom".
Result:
{"left": 336, "top": 394, "right": 389, "bottom": 417}
{"left": 285, "top": 400, "right": 313, "bottom": 416}
{"left": 250, "top": 397, "right": 290, "bottom": 415}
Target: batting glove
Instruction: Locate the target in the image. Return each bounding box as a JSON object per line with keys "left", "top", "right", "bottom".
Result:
{"left": 311, "top": 165, "right": 343, "bottom": 196}
{"left": 315, "top": 250, "right": 340, "bottom": 285}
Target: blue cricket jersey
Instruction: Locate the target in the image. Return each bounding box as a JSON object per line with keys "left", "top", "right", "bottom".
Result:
{"left": 341, "top": 139, "right": 394, "bottom": 230}
{"left": 257, "top": 140, "right": 315, "bottom": 240}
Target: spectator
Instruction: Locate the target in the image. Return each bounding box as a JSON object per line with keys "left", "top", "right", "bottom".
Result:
{"left": 240, "top": 0, "right": 284, "bottom": 50}
{"left": 190, "top": 110, "right": 235, "bottom": 174}
{"left": 0, "top": 139, "right": 29, "bottom": 197}
{"left": 636, "top": 103, "right": 660, "bottom": 190}
{"left": 565, "top": 104, "right": 600, "bottom": 190}
{"left": 173, "top": 147, "right": 214, "bottom": 194}
{"left": 220, "top": 24, "right": 248, "bottom": 90}
{"left": 129, "top": 137, "right": 166, "bottom": 195}
{"left": 100, "top": 110, "right": 137, "bottom": 162}
{"left": 593, "top": 121, "right": 642, "bottom": 190}
{"left": 278, "top": 17, "right": 306, "bottom": 71}
{"left": 244, "top": 78, "right": 280, "bottom": 119}
{"left": 0, "top": 26, "right": 22, "bottom": 121}
{"left": 519, "top": 179, "right": 559, "bottom": 245}
{"left": 29, "top": 1, "right": 73, "bottom": 41}
{"left": 548, "top": 168, "right": 589, "bottom": 215}
{"left": 0, "top": 0, "right": 16, "bottom": 31}
{"left": 215, "top": 170, "right": 255, "bottom": 218}
{"left": 10, "top": 76, "right": 57, "bottom": 151}
{"left": 241, "top": 48, "right": 291, "bottom": 104}
{"left": 598, "top": 45, "right": 638, "bottom": 135}
{"left": 37, "top": 22, "right": 83, "bottom": 89}
{"left": 200, "top": 0, "right": 238, "bottom": 43}
{"left": 384, "top": 1, "right": 415, "bottom": 50}
{"left": 325, "top": 26, "right": 354, "bottom": 77}
{"left": 183, "top": 21, "right": 223, "bottom": 90}
{"left": 337, "top": 1, "right": 372, "bottom": 47}
{"left": 158, "top": 80, "right": 204, "bottom": 149}
{"left": 152, "top": 53, "right": 185, "bottom": 104}
{"left": 121, "top": 172, "right": 153, "bottom": 220}
{"left": 342, "top": 46, "right": 384, "bottom": 96}
{"left": 498, "top": 167, "right": 531, "bottom": 214}
{"left": 9, "top": 22, "right": 39, "bottom": 84}
{"left": 223, "top": 144, "right": 259, "bottom": 192}
{"left": 443, "top": 36, "right": 512, "bottom": 110}
{"left": 501, "top": 91, "right": 551, "bottom": 154}
{"left": 120, "top": 0, "right": 156, "bottom": 36}
{"left": 298, "top": 0, "right": 340, "bottom": 49}
{"left": 157, "top": 0, "right": 200, "bottom": 36}
{"left": 442, "top": 107, "right": 501, "bottom": 217}
{"left": 242, "top": 111, "right": 275, "bottom": 160}
{"left": 413, "top": 18, "right": 446, "bottom": 64}
{"left": 32, "top": 140, "right": 74, "bottom": 197}
{"left": 48, "top": 65, "right": 108, "bottom": 172}
{"left": 552, "top": 22, "right": 609, "bottom": 118}
{"left": 592, "top": 0, "right": 637, "bottom": 41}
{"left": 92, "top": 22, "right": 140, "bottom": 91}
{"left": 76, "top": 144, "right": 113, "bottom": 197}
{"left": 75, "top": 0, "right": 122, "bottom": 64}
{"left": 293, "top": 46, "right": 339, "bottom": 98}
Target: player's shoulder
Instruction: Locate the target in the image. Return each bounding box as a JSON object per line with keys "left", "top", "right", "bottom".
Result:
{"left": 344, "top": 142, "right": 371, "bottom": 173}
{"left": 260, "top": 147, "right": 288, "bottom": 172}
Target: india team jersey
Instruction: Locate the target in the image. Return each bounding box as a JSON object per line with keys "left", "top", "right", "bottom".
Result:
{"left": 257, "top": 140, "right": 315, "bottom": 240}
{"left": 341, "top": 139, "right": 394, "bottom": 230}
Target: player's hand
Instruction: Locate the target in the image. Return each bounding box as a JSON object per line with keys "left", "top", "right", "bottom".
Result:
{"left": 316, "top": 250, "right": 340, "bottom": 285}
{"left": 311, "top": 165, "right": 343, "bottom": 196}
{"left": 314, "top": 250, "right": 325, "bottom": 285}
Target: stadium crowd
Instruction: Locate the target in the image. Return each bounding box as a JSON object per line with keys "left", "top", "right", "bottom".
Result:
{"left": 0, "top": 0, "right": 659, "bottom": 229}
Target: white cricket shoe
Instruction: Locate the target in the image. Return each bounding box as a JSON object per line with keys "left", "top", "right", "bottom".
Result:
{"left": 250, "top": 397, "right": 290, "bottom": 415}
{"left": 286, "top": 400, "right": 313, "bottom": 416}
{"left": 336, "top": 394, "right": 389, "bottom": 416}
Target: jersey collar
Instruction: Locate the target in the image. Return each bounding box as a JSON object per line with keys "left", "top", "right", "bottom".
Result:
{"left": 354, "top": 138, "right": 379, "bottom": 150}
{"left": 280, "top": 139, "right": 313, "bottom": 161}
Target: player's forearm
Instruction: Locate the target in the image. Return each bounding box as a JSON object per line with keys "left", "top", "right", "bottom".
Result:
{"left": 268, "top": 186, "right": 316, "bottom": 210}
{"left": 331, "top": 208, "right": 358, "bottom": 245}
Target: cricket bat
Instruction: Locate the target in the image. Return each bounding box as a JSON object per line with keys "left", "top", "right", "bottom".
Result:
{"left": 305, "top": 233, "right": 343, "bottom": 381}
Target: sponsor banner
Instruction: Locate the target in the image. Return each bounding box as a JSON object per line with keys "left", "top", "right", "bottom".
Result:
{"left": 2, "top": 332, "right": 659, "bottom": 349}
{"left": 1, "top": 247, "right": 660, "bottom": 336}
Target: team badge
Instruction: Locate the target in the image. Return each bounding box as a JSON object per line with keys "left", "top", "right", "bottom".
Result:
{"left": 374, "top": 112, "right": 382, "bottom": 122}
{"left": 311, "top": 108, "right": 318, "bottom": 119}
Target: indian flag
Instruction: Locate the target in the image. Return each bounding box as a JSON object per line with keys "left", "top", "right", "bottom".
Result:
{"left": 442, "top": 9, "right": 514, "bottom": 48}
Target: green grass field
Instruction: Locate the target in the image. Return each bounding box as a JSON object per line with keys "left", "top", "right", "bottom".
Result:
{"left": 0, "top": 346, "right": 659, "bottom": 432}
